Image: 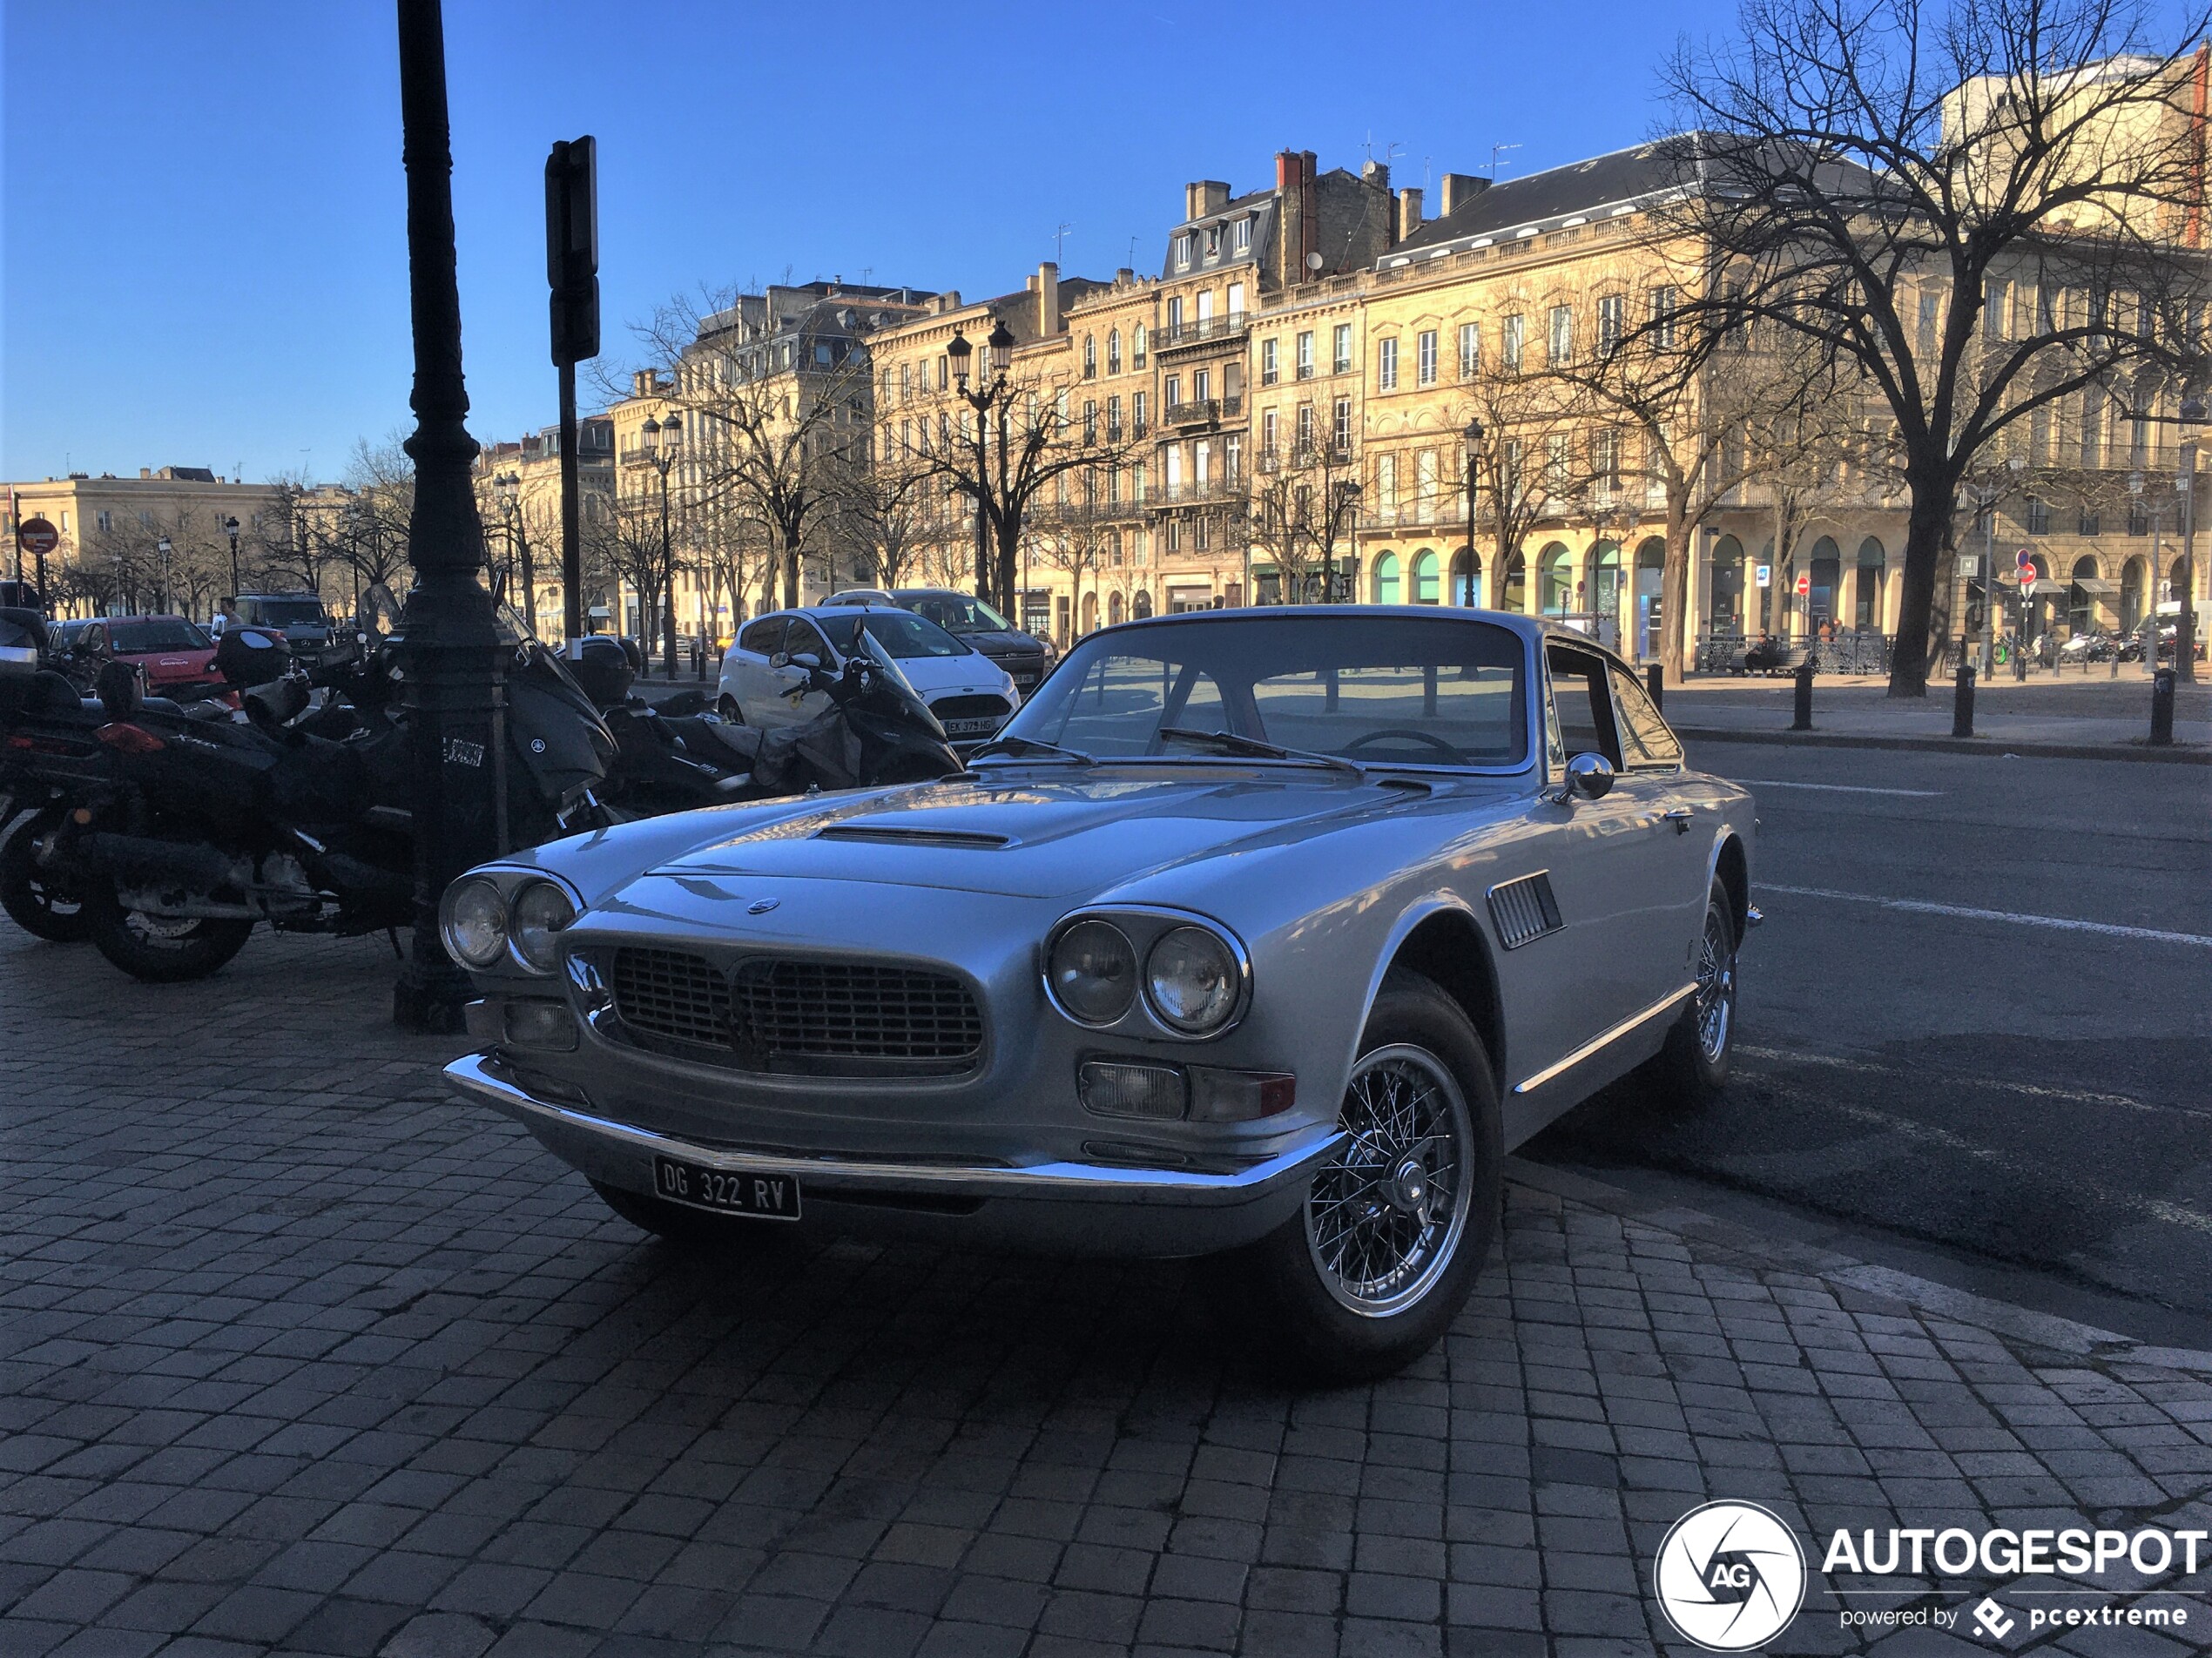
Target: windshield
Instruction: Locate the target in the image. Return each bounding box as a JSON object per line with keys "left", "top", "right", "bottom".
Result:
{"left": 110, "top": 619, "right": 212, "bottom": 652}
{"left": 815, "top": 610, "right": 969, "bottom": 660}
{"left": 997, "top": 615, "right": 1530, "bottom": 769}
{"left": 252, "top": 599, "right": 327, "bottom": 627}
{"left": 897, "top": 592, "right": 1012, "bottom": 634}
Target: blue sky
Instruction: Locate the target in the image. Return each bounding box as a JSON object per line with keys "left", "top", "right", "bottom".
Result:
{"left": 3, "top": 0, "right": 1737, "bottom": 485}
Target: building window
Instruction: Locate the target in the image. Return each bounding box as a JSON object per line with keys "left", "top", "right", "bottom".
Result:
{"left": 1597, "top": 293, "right": 1623, "bottom": 353}
{"left": 1167, "top": 296, "right": 1184, "bottom": 334}
{"left": 1649, "top": 286, "right": 1677, "bottom": 349}
{"left": 1378, "top": 337, "right": 1398, "bottom": 391}
{"left": 1233, "top": 217, "right": 1252, "bottom": 253}
{"left": 900, "top": 362, "right": 912, "bottom": 401}
{"left": 1296, "top": 332, "right": 1314, "bottom": 379}
{"left": 96, "top": 510, "right": 112, "bottom": 533}
{"left": 1225, "top": 432, "right": 1243, "bottom": 480}
{"left": 1548, "top": 305, "right": 1573, "bottom": 365}
{"left": 1296, "top": 403, "right": 1315, "bottom": 453}
{"left": 1261, "top": 337, "right": 1279, "bottom": 385}
{"left": 1194, "top": 513, "right": 1211, "bottom": 551}
{"left": 2025, "top": 495, "right": 2050, "bottom": 534}
{"left": 1333, "top": 397, "right": 1352, "bottom": 451}
{"left": 1133, "top": 325, "right": 1148, "bottom": 367}
{"left": 1192, "top": 368, "right": 1211, "bottom": 402}
{"left": 1173, "top": 233, "right": 1192, "bottom": 270}
{"left": 1918, "top": 292, "right": 1940, "bottom": 358}
{"left": 1415, "top": 449, "right": 1437, "bottom": 519}
{"left": 1106, "top": 329, "right": 1122, "bottom": 374}
{"left": 1083, "top": 336, "right": 1097, "bottom": 379}
{"left": 1226, "top": 281, "right": 1244, "bottom": 318}
{"left": 1083, "top": 401, "right": 1097, "bottom": 443}
{"left": 1165, "top": 516, "right": 1181, "bottom": 553}
{"left": 1332, "top": 323, "right": 1352, "bottom": 374}
{"left": 1417, "top": 330, "right": 1438, "bottom": 386}
{"left": 1378, "top": 453, "right": 1399, "bottom": 514}
{"left": 1983, "top": 280, "right": 2008, "bottom": 340}
{"left": 1501, "top": 313, "right": 1524, "bottom": 371}
{"left": 1261, "top": 408, "right": 1278, "bottom": 455}
{"left": 1107, "top": 395, "right": 1123, "bottom": 441}
{"left": 1459, "top": 321, "right": 1480, "bottom": 379}
{"left": 1164, "top": 374, "right": 1182, "bottom": 410}
{"left": 2078, "top": 504, "right": 2100, "bottom": 536}
{"left": 1204, "top": 225, "right": 1222, "bottom": 258}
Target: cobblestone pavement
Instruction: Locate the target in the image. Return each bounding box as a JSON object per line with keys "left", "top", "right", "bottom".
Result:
{"left": 3, "top": 927, "right": 2210, "bottom": 1657}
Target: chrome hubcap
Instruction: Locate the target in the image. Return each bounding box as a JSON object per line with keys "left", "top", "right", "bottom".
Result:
{"left": 1305, "top": 1044, "right": 1474, "bottom": 1318}
{"left": 1695, "top": 910, "right": 1736, "bottom": 1062}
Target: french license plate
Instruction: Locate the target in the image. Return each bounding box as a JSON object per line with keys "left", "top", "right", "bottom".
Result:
{"left": 651, "top": 1155, "right": 802, "bottom": 1220}
{"left": 941, "top": 717, "right": 1000, "bottom": 737}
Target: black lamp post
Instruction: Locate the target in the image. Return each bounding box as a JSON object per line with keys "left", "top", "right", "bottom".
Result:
{"left": 222, "top": 516, "right": 241, "bottom": 599}
{"left": 390, "top": 0, "right": 511, "bottom": 1032}
{"left": 1460, "top": 418, "right": 1484, "bottom": 607}
{"left": 154, "top": 536, "right": 173, "bottom": 614}
{"left": 948, "top": 319, "right": 1017, "bottom": 610}
{"left": 638, "top": 413, "right": 683, "bottom": 674}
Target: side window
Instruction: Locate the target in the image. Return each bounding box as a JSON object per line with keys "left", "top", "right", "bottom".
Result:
{"left": 785, "top": 620, "right": 830, "bottom": 664}
{"left": 738, "top": 617, "right": 785, "bottom": 657}
{"left": 1607, "top": 664, "right": 1682, "bottom": 767}
{"left": 1545, "top": 644, "right": 1619, "bottom": 769}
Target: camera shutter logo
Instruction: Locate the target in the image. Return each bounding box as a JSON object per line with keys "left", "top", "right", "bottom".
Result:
{"left": 1654, "top": 1500, "right": 1807, "bottom": 1651}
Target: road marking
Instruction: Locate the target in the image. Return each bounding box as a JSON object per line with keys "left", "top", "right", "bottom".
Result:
{"left": 1737, "top": 1044, "right": 2209, "bottom": 1121}
{"left": 1763, "top": 883, "right": 2212, "bottom": 947}
{"left": 1733, "top": 778, "right": 1944, "bottom": 797}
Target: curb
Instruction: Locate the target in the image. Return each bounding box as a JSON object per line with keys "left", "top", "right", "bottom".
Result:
{"left": 1503, "top": 1156, "right": 2212, "bottom": 1378}
{"left": 1669, "top": 724, "right": 2212, "bottom": 765}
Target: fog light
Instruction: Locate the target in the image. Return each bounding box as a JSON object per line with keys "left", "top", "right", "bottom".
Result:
{"left": 1078, "top": 1060, "right": 1187, "bottom": 1121}
{"left": 1190, "top": 1068, "right": 1297, "bottom": 1122}
{"left": 502, "top": 998, "right": 577, "bottom": 1052}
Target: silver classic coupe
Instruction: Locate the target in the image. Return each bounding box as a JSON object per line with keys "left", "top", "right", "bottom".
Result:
{"left": 442, "top": 609, "right": 1755, "bottom": 1378}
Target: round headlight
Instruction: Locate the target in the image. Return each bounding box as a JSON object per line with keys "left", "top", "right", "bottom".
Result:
{"left": 1146, "top": 926, "right": 1241, "bottom": 1035}
{"left": 1048, "top": 919, "right": 1137, "bottom": 1026}
{"left": 444, "top": 877, "right": 507, "bottom": 970}
{"left": 509, "top": 880, "right": 577, "bottom": 974}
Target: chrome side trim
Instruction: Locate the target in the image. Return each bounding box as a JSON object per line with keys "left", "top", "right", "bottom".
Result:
{"left": 1510, "top": 983, "right": 1694, "bottom": 1095}
{"left": 445, "top": 1052, "right": 1340, "bottom": 1205}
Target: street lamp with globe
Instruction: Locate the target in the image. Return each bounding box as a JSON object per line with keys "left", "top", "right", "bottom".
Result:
{"left": 1460, "top": 418, "right": 1484, "bottom": 607}
{"left": 638, "top": 413, "right": 683, "bottom": 675}
{"left": 946, "top": 318, "right": 1019, "bottom": 610}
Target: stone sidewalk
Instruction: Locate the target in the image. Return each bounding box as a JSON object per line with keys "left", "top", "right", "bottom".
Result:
{"left": 1665, "top": 677, "right": 2212, "bottom": 758}
{"left": 3, "top": 929, "right": 2209, "bottom": 1657}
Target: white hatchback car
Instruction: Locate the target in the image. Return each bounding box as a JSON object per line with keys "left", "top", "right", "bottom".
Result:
{"left": 717, "top": 604, "right": 1021, "bottom": 745}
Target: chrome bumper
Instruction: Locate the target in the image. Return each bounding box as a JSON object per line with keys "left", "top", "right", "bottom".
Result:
{"left": 445, "top": 1051, "right": 1339, "bottom": 1248}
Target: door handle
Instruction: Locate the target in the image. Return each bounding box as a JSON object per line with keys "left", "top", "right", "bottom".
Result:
{"left": 1659, "top": 808, "right": 1693, "bottom": 833}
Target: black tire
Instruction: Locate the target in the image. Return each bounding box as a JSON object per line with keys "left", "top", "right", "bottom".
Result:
{"left": 590, "top": 1178, "right": 797, "bottom": 1257}
{"left": 1221, "top": 972, "right": 1502, "bottom": 1384}
{"left": 717, "top": 695, "right": 745, "bottom": 725}
{"left": 83, "top": 882, "right": 254, "bottom": 983}
{"left": 0, "top": 813, "right": 90, "bottom": 943}
{"left": 1644, "top": 880, "right": 1738, "bottom": 1109}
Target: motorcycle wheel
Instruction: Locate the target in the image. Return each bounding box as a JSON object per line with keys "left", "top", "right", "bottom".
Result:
{"left": 84, "top": 884, "right": 253, "bottom": 983}
{"left": 0, "top": 812, "right": 91, "bottom": 943}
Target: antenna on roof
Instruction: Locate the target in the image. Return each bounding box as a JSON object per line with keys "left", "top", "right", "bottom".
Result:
{"left": 1053, "top": 222, "right": 1075, "bottom": 262}
{"left": 1488, "top": 143, "right": 1521, "bottom": 179}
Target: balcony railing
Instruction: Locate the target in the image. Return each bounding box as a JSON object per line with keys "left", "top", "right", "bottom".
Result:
{"left": 1163, "top": 399, "right": 1219, "bottom": 428}
{"left": 1150, "top": 475, "right": 1247, "bottom": 506}
{"left": 1156, "top": 312, "right": 1251, "bottom": 351}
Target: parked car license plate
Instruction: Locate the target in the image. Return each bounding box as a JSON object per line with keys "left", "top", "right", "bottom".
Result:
{"left": 941, "top": 716, "right": 1000, "bottom": 737}
{"left": 652, "top": 1155, "right": 802, "bottom": 1220}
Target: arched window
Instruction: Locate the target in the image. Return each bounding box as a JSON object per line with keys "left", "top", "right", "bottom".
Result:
{"left": 1710, "top": 535, "right": 1744, "bottom": 630}
{"left": 1538, "top": 543, "right": 1573, "bottom": 614}
{"left": 1810, "top": 536, "right": 1841, "bottom": 626}
{"left": 1109, "top": 590, "right": 1126, "bottom": 626}
{"left": 1082, "top": 336, "right": 1097, "bottom": 378}
{"left": 2068, "top": 554, "right": 2100, "bottom": 635}
{"left": 2121, "top": 556, "right": 2147, "bottom": 631}
{"left": 1133, "top": 590, "right": 1155, "bottom": 618}
{"left": 1503, "top": 549, "right": 1527, "bottom": 613}
{"left": 1588, "top": 541, "right": 1621, "bottom": 623}
{"left": 1373, "top": 552, "right": 1401, "bottom": 605}
{"left": 1412, "top": 550, "right": 1440, "bottom": 603}
{"left": 1081, "top": 592, "right": 1098, "bottom": 633}
{"left": 1854, "top": 536, "right": 1885, "bottom": 630}
{"left": 1107, "top": 329, "right": 1122, "bottom": 374}
{"left": 1450, "top": 548, "right": 1481, "bottom": 606}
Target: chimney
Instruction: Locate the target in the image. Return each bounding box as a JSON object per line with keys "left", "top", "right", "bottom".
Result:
{"left": 1275, "top": 150, "right": 1320, "bottom": 287}
{"left": 1184, "top": 179, "right": 1231, "bottom": 220}
{"left": 139, "top": 468, "right": 152, "bottom": 479}
{"left": 1438, "top": 172, "right": 1488, "bottom": 218}
{"left": 1035, "top": 262, "right": 1060, "bottom": 335}
{"left": 1116, "top": 266, "right": 1134, "bottom": 285}
{"left": 1397, "top": 187, "right": 1424, "bottom": 241}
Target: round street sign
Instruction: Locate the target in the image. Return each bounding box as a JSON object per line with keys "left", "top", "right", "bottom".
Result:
{"left": 2016, "top": 548, "right": 2034, "bottom": 572}
{"left": 16, "top": 517, "right": 57, "bottom": 558}
{"left": 1795, "top": 572, "right": 1811, "bottom": 596}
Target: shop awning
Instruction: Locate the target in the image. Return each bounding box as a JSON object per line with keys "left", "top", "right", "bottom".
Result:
{"left": 2070, "top": 577, "right": 2121, "bottom": 596}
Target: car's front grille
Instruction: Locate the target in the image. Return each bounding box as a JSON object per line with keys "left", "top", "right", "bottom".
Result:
{"left": 602, "top": 947, "right": 985, "bottom": 1075}
{"left": 927, "top": 693, "right": 1013, "bottom": 724}
{"left": 610, "top": 947, "right": 730, "bottom": 1047}
{"left": 732, "top": 959, "right": 983, "bottom": 1067}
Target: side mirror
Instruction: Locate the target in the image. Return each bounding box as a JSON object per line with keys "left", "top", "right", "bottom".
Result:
{"left": 786, "top": 651, "right": 823, "bottom": 674}
{"left": 1565, "top": 751, "right": 1615, "bottom": 799}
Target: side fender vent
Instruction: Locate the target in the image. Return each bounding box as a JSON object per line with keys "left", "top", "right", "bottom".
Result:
{"left": 1487, "top": 871, "right": 1562, "bottom": 950}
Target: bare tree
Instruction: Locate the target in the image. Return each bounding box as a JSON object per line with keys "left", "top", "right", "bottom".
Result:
{"left": 1657, "top": 0, "right": 2209, "bottom": 693}
{"left": 827, "top": 430, "right": 938, "bottom": 589}
{"left": 1455, "top": 343, "right": 1593, "bottom": 614}
{"left": 1245, "top": 448, "right": 1364, "bottom": 603}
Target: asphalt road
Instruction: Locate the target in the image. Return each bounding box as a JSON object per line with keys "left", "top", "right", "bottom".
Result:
{"left": 1527, "top": 738, "right": 2212, "bottom": 1350}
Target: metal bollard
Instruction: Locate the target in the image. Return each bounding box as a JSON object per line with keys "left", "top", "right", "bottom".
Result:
{"left": 1952, "top": 662, "right": 1976, "bottom": 738}
{"left": 2013, "top": 640, "right": 2027, "bottom": 681}
{"left": 1645, "top": 661, "right": 1663, "bottom": 711}
{"left": 1791, "top": 660, "right": 1814, "bottom": 731}
{"left": 2150, "top": 668, "right": 2176, "bottom": 746}
{"left": 2110, "top": 653, "right": 2119, "bottom": 678}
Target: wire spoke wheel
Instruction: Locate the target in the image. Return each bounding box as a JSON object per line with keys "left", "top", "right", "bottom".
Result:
{"left": 1693, "top": 907, "right": 1736, "bottom": 1062}
{"left": 1304, "top": 1043, "right": 1475, "bottom": 1318}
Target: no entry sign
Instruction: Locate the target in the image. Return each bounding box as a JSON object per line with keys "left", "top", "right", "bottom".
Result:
{"left": 16, "top": 517, "right": 57, "bottom": 558}
{"left": 1795, "top": 572, "right": 1811, "bottom": 596}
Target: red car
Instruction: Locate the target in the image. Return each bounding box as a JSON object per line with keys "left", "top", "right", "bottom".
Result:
{"left": 73, "top": 616, "right": 224, "bottom": 696}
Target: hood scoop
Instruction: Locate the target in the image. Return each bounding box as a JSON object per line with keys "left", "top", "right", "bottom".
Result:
{"left": 813, "top": 824, "right": 1013, "bottom": 850}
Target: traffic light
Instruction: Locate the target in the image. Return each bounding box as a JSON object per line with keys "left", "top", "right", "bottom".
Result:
{"left": 545, "top": 136, "right": 599, "bottom": 367}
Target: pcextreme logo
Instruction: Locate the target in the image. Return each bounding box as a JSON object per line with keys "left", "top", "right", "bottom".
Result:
{"left": 1653, "top": 1500, "right": 1809, "bottom": 1651}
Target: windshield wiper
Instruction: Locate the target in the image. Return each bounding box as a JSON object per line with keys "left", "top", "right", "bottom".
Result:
{"left": 968, "top": 733, "right": 1095, "bottom": 765}
{"left": 1156, "top": 727, "right": 1366, "bottom": 777}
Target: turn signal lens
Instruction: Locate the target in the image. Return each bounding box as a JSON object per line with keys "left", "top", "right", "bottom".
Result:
{"left": 1190, "top": 1068, "right": 1297, "bottom": 1122}
{"left": 502, "top": 998, "right": 578, "bottom": 1052}
{"left": 1145, "top": 926, "right": 1241, "bottom": 1035}
{"left": 1078, "top": 1060, "right": 1188, "bottom": 1121}
{"left": 443, "top": 877, "right": 508, "bottom": 970}
{"left": 1048, "top": 919, "right": 1137, "bottom": 1025}
{"left": 509, "top": 880, "right": 577, "bottom": 974}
